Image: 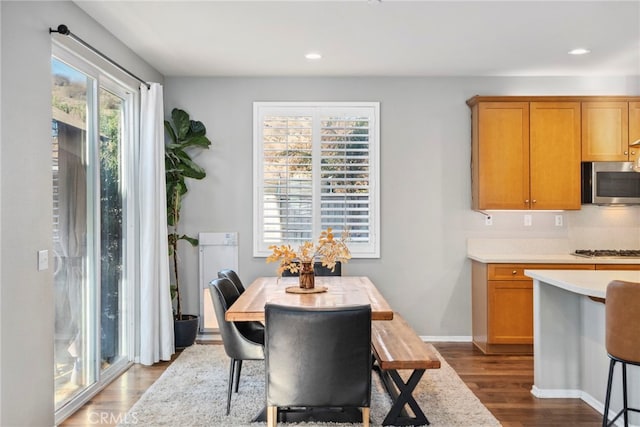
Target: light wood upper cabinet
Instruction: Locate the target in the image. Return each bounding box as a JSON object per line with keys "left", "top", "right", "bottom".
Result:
{"left": 470, "top": 99, "right": 580, "bottom": 210}
{"left": 530, "top": 102, "right": 581, "bottom": 210}
{"left": 472, "top": 102, "right": 530, "bottom": 210}
{"left": 582, "top": 101, "right": 629, "bottom": 161}
{"left": 469, "top": 96, "right": 640, "bottom": 210}
{"left": 629, "top": 101, "right": 640, "bottom": 164}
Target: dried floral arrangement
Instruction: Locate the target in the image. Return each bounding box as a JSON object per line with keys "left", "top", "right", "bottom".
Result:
{"left": 266, "top": 228, "right": 352, "bottom": 276}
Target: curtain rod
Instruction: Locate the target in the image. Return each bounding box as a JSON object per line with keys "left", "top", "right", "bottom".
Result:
{"left": 49, "top": 24, "right": 151, "bottom": 89}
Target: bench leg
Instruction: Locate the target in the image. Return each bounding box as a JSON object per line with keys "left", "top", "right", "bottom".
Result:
{"left": 379, "top": 368, "right": 429, "bottom": 426}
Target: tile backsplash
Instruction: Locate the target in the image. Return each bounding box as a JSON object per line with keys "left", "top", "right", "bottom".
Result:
{"left": 568, "top": 205, "right": 640, "bottom": 249}
{"left": 466, "top": 205, "right": 640, "bottom": 250}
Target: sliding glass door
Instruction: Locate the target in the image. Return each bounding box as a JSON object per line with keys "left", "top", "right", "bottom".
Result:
{"left": 52, "top": 48, "right": 134, "bottom": 419}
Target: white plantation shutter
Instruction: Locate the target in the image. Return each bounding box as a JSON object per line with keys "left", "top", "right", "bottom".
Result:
{"left": 262, "top": 113, "right": 314, "bottom": 243}
{"left": 319, "top": 110, "right": 371, "bottom": 244}
{"left": 254, "top": 102, "right": 380, "bottom": 258}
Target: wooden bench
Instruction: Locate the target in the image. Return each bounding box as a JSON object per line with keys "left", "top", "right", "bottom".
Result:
{"left": 371, "top": 313, "right": 441, "bottom": 426}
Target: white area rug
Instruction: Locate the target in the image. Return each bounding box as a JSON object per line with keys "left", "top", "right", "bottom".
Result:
{"left": 119, "top": 344, "right": 500, "bottom": 426}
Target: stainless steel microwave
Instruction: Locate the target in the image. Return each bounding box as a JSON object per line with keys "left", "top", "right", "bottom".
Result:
{"left": 582, "top": 162, "right": 640, "bottom": 205}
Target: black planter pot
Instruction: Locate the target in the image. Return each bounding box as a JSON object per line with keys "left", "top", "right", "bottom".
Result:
{"left": 174, "top": 314, "right": 199, "bottom": 349}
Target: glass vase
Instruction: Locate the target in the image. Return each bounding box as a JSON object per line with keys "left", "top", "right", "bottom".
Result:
{"left": 299, "top": 261, "right": 315, "bottom": 289}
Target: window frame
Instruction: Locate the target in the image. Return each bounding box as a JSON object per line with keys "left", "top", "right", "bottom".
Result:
{"left": 253, "top": 101, "right": 380, "bottom": 258}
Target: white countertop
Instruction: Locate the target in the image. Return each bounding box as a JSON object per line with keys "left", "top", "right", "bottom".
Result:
{"left": 525, "top": 269, "right": 640, "bottom": 298}
{"left": 467, "top": 252, "right": 640, "bottom": 264}
{"left": 467, "top": 238, "right": 640, "bottom": 264}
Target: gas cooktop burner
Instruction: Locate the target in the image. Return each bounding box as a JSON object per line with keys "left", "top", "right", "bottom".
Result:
{"left": 573, "top": 249, "right": 640, "bottom": 258}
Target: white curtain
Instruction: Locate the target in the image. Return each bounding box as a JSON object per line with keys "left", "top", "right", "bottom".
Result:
{"left": 139, "top": 82, "right": 174, "bottom": 365}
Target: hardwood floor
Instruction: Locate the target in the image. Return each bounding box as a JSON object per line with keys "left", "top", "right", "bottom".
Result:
{"left": 59, "top": 355, "right": 179, "bottom": 427}
{"left": 434, "top": 343, "right": 602, "bottom": 427}
{"left": 60, "top": 342, "right": 603, "bottom": 426}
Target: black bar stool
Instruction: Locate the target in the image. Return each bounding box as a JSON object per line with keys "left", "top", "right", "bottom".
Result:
{"left": 602, "top": 280, "right": 640, "bottom": 427}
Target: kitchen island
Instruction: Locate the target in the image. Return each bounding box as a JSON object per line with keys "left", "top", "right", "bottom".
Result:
{"left": 525, "top": 269, "right": 640, "bottom": 425}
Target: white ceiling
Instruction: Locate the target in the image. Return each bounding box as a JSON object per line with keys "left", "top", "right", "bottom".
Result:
{"left": 74, "top": 0, "right": 640, "bottom": 78}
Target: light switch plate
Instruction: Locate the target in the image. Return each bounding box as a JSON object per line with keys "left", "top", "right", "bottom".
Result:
{"left": 524, "top": 214, "right": 532, "bottom": 226}
{"left": 555, "top": 215, "right": 563, "bottom": 227}
{"left": 37, "top": 250, "right": 48, "bottom": 271}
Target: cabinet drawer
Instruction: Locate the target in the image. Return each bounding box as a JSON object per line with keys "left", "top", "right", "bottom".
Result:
{"left": 488, "top": 263, "right": 594, "bottom": 280}
{"left": 595, "top": 264, "right": 640, "bottom": 271}
{"left": 488, "top": 264, "right": 529, "bottom": 280}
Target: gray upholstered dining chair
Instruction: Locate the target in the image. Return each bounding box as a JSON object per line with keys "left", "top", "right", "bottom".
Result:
{"left": 209, "top": 277, "right": 264, "bottom": 415}
{"left": 218, "top": 269, "right": 266, "bottom": 332}
{"left": 264, "top": 303, "right": 372, "bottom": 427}
{"left": 218, "top": 268, "right": 246, "bottom": 294}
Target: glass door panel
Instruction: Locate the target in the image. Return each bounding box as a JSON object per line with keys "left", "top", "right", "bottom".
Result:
{"left": 99, "top": 87, "right": 125, "bottom": 373}
{"left": 52, "top": 58, "right": 94, "bottom": 408}
{"left": 52, "top": 54, "right": 132, "bottom": 417}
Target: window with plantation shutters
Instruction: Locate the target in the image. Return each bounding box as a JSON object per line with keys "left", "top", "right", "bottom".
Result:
{"left": 253, "top": 102, "right": 380, "bottom": 258}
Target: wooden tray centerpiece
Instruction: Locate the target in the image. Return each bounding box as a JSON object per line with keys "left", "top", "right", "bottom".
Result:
{"left": 285, "top": 285, "right": 328, "bottom": 294}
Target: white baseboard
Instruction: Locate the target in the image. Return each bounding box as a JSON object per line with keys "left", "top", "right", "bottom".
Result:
{"left": 530, "top": 385, "right": 583, "bottom": 399}
{"left": 531, "top": 386, "right": 640, "bottom": 427}
{"left": 420, "top": 335, "right": 472, "bottom": 342}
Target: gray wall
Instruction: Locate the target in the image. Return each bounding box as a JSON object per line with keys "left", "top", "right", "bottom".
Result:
{"left": 164, "top": 76, "right": 639, "bottom": 339}
{"left": 0, "top": 2, "right": 162, "bottom": 425}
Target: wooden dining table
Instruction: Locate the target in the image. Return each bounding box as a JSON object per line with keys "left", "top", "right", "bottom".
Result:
{"left": 225, "top": 275, "right": 394, "bottom": 322}
{"left": 225, "top": 275, "right": 393, "bottom": 423}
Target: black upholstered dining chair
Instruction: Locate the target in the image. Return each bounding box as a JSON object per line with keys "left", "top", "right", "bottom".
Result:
{"left": 209, "top": 277, "right": 264, "bottom": 415}
{"left": 218, "top": 268, "right": 246, "bottom": 294}
{"left": 264, "top": 303, "right": 372, "bottom": 427}
{"left": 281, "top": 261, "right": 342, "bottom": 277}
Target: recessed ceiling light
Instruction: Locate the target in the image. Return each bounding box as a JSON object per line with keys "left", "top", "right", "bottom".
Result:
{"left": 305, "top": 52, "right": 322, "bottom": 60}
{"left": 568, "top": 48, "right": 591, "bottom": 55}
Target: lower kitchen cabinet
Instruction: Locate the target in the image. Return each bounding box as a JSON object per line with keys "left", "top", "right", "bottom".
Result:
{"left": 488, "top": 280, "right": 533, "bottom": 345}
{"left": 471, "top": 261, "right": 595, "bottom": 354}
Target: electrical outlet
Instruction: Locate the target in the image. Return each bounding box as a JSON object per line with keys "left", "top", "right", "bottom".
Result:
{"left": 37, "top": 250, "right": 48, "bottom": 271}
{"left": 524, "top": 214, "right": 532, "bottom": 226}
{"left": 555, "top": 215, "right": 563, "bottom": 227}
{"left": 485, "top": 215, "right": 493, "bottom": 226}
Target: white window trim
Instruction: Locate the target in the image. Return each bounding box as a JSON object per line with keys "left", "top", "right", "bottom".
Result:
{"left": 253, "top": 101, "right": 380, "bottom": 258}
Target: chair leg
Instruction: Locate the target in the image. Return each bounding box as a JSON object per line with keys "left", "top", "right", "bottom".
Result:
{"left": 226, "top": 358, "right": 236, "bottom": 415}
{"left": 362, "top": 407, "right": 370, "bottom": 427}
{"left": 267, "top": 406, "right": 278, "bottom": 427}
{"left": 234, "top": 360, "right": 243, "bottom": 392}
{"left": 622, "top": 362, "right": 628, "bottom": 427}
{"left": 603, "top": 359, "right": 615, "bottom": 427}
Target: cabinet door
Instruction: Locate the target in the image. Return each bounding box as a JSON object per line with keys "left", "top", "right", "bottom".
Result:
{"left": 488, "top": 281, "right": 533, "bottom": 344}
{"left": 582, "top": 101, "right": 629, "bottom": 161}
{"left": 530, "top": 102, "right": 581, "bottom": 210}
{"left": 476, "top": 102, "right": 530, "bottom": 209}
{"left": 629, "top": 102, "right": 640, "bottom": 164}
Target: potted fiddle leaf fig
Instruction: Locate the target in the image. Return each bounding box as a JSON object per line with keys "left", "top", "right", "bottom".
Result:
{"left": 165, "top": 108, "right": 211, "bottom": 348}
